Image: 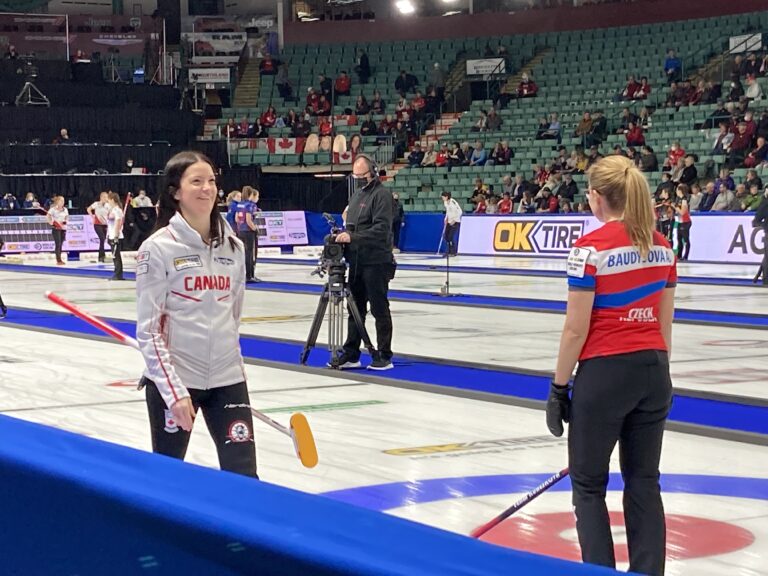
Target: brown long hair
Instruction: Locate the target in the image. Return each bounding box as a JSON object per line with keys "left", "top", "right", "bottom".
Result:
{"left": 587, "top": 155, "right": 655, "bottom": 258}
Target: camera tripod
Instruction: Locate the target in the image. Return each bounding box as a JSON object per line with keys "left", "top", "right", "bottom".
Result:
{"left": 15, "top": 81, "right": 50, "bottom": 107}
{"left": 300, "top": 261, "right": 377, "bottom": 368}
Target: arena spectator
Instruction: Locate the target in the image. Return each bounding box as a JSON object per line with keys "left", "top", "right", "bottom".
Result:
{"left": 714, "top": 167, "right": 736, "bottom": 196}
{"left": 534, "top": 163, "right": 550, "bottom": 187}
{"left": 395, "top": 70, "right": 418, "bottom": 96}
{"left": 260, "top": 106, "right": 277, "bottom": 128}
{"left": 640, "top": 145, "right": 658, "bottom": 172}
{"left": 625, "top": 122, "right": 645, "bottom": 146}
{"left": 712, "top": 184, "right": 738, "bottom": 211}
{"left": 23, "top": 192, "right": 39, "bottom": 209}
{"left": 292, "top": 115, "right": 312, "bottom": 138}
{"left": 587, "top": 110, "right": 608, "bottom": 147}
{"left": 757, "top": 111, "right": 768, "bottom": 140}
{"left": 702, "top": 100, "right": 730, "bottom": 129}
{"left": 469, "top": 141, "right": 488, "bottom": 166}
{"left": 626, "top": 146, "right": 641, "bottom": 168}
{"left": 360, "top": 113, "right": 377, "bottom": 137}
{"left": 617, "top": 75, "right": 640, "bottom": 101}
{"left": 745, "top": 169, "right": 763, "bottom": 191}
{"left": 316, "top": 95, "right": 331, "bottom": 116}
{"left": 370, "top": 91, "right": 385, "bottom": 114}
{"left": 559, "top": 199, "right": 573, "bottom": 213}
{"left": 435, "top": 143, "right": 450, "bottom": 167}
{"left": 4, "top": 44, "right": 18, "bottom": 59}
{"left": 447, "top": 141, "right": 466, "bottom": 168}
{"left": 486, "top": 142, "right": 507, "bottom": 166}
{"left": 498, "top": 191, "right": 513, "bottom": 214}
{"left": 586, "top": 145, "right": 603, "bottom": 169}
{"left": 712, "top": 122, "right": 735, "bottom": 154}
{"left": 499, "top": 175, "right": 514, "bottom": 196}
{"left": 729, "top": 123, "right": 753, "bottom": 167}
{"left": 487, "top": 108, "right": 502, "bottom": 131}
{"left": 743, "top": 183, "right": 764, "bottom": 211}
{"left": 318, "top": 73, "right": 332, "bottom": 98}
{"left": 744, "top": 52, "right": 761, "bottom": 77}
{"left": 306, "top": 87, "right": 319, "bottom": 110}
{"left": 276, "top": 63, "right": 292, "bottom": 99}
{"left": 407, "top": 143, "right": 424, "bottom": 168}
{"left": 224, "top": 118, "right": 238, "bottom": 139}
{"left": 664, "top": 48, "right": 682, "bottom": 84}
{"left": 699, "top": 181, "right": 717, "bottom": 212}
{"left": 355, "top": 49, "right": 370, "bottom": 84}
{"left": 536, "top": 187, "right": 558, "bottom": 212}
{"left": 472, "top": 110, "right": 488, "bottom": 132}
{"left": 334, "top": 71, "right": 351, "bottom": 96}
{"left": 638, "top": 107, "right": 652, "bottom": 130}
{"left": 411, "top": 91, "right": 426, "bottom": 119}
{"left": 394, "top": 121, "right": 408, "bottom": 158}
{"left": 689, "top": 183, "right": 704, "bottom": 211}
{"left": 470, "top": 178, "right": 488, "bottom": 204}
{"left": 655, "top": 172, "right": 675, "bottom": 198}
{"left": 655, "top": 189, "right": 673, "bottom": 241}
{"left": 669, "top": 157, "right": 686, "bottom": 184}
{"left": 744, "top": 136, "right": 768, "bottom": 168}
{"left": 517, "top": 190, "right": 536, "bottom": 213}
{"left": 728, "top": 79, "right": 745, "bottom": 102}
{"left": 349, "top": 134, "right": 363, "bottom": 157}
{"left": 54, "top": 128, "right": 72, "bottom": 144}
{"left": 421, "top": 144, "right": 437, "bottom": 167}
{"left": 318, "top": 117, "right": 332, "bottom": 137}
{"left": 540, "top": 113, "right": 561, "bottom": 142}
{"left": 1, "top": 193, "right": 19, "bottom": 210}
{"left": 474, "top": 194, "right": 487, "bottom": 213}
{"left": 635, "top": 76, "right": 652, "bottom": 100}
{"left": 574, "top": 112, "right": 593, "bottom": 139}
{"left": 535, "top": 116, "right": 550, "bottom": 140}
{"left": 259, "top": 54, "right": 277, "bottom": 75}
{"left": 674, "top": 184, "right": 692, "bottom": 260}
{"left": 460, "top": 142, "right": 473, "bottom": 165}
{"left": 746, "top": 75, "right": 764, "bottom": 101}
{"left": 495, "top": 83, "right": 513, "bottom": 110}
{"left": 678, "top": 155, "right": 698, "bottom": 186}
{"left": 517, "top": 73, "right": 538, "bottom": 98}
{"left": 559, "top": 173, "right": 578, "bottom": 201}
{"left": 355, "top": 95, "right": 370, "bottom": 116}
{"left": 663, "top": 141, "right": 685, "bottom": 171}
{"left": 429, "top": 63, "right": 446, "bottom": 102}
{"left": 688, "top": 80, "right": 706, "bottom": 106}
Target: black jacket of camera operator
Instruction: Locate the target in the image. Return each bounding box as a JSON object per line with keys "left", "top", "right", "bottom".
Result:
{"left": 344, "top": 178, "right": 394, "bottom": 267}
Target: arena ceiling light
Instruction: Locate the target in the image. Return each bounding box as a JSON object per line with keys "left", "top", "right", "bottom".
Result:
{"left": 441, "top": 0, "right": 459, "bottom": 3}
{"left": 396, "top": 0, "right": 415, "bottom": 14}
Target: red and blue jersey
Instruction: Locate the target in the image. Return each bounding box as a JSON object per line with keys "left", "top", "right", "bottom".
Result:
{"left": 233, "top": 200, "right": 257, "bottom": 234}
{"left": 566, "top": 221, "right": 677, "bottom": 361}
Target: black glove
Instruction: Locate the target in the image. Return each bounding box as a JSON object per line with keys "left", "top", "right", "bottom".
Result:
{"left": 546, "top": 382, "right": 572, "bottom": 437}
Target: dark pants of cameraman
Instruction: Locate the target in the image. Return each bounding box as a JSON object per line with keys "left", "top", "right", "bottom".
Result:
{"left": 444, "top": 222, "right": 460, "bottom": 255}
{"left": 144, "top": 378, "right": 258, "bottom": 478}
{"left": 238, "top": 230, "right": 256, "bottom": 280}
{"left": 94, "top": 224, "right": 107, "bottom": 262}
{"left": 51, "top": 228, "right": 66, "bottom": 263}
{"left": 392, "top": 220, "right": 402, "bottom": 249}
{"left": 569, "top": 350, "right": 672, "bottom": 576}
{"left": 343, "top": 264, "right": 394, "bottom": 362}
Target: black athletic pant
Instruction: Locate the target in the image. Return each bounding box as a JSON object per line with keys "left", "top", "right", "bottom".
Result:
{"left": 52, "top": 228, "right": 66, "bottom": 262}
{"left": 109, "top": 239, "right": 123, "bottom": 279}
{"left": 676, "top": 221, "right": 691, "bottom": 261}
{"left": 444, "top": 223, "right": 460, "bottom": 255}
{"left": 94, "top": 224, "right": 107, "bottom": 261}
{"left": 761, "top": 239, "right": 768, "bottom": 285}
{"left": 569, "top": 350, "right": 672, "bottom": 576}
{"left": 343, "top": 264, "right": 394, "bottom": 362}
{"left": 238, "top": 230, "right": 256, "bottom": 280}
{"left": 145, "top": 378, "right": 258, "bottom": 478}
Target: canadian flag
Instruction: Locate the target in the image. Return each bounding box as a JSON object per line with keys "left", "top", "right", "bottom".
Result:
{"left": 267, "top": 137, "right": 305, "bottom": 154}
{"left": 334, "top": 151, "right": 354, "bottom": 165}
{"left": 333, "top": 114, "right": 358, "bottom": 126}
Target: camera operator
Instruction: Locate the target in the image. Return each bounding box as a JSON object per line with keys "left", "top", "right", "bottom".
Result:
{"left": 753, "top": 187, "right": 768, "bottom": 285}
{"left": 333, "top": 155, "right": 396, "bottom": 371}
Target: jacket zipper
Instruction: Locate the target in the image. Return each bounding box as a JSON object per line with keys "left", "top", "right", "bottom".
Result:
{"left": 206, "top": 246, "right": 213, "bottom": 389}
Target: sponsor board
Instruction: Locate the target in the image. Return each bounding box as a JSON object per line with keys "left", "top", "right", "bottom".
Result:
{"left": 254, "top": 210, "right": 308, "bottom": 247}
{"left": 0, "top": 214, "right": 99, "bottom": 254}
{"left": 457, "top": 214, "right": 764, "bottom": 264}
{"left": 188, "top": 67, "right": 231, "bottom": 84}
{"left": 466, "top": 58, "right": 506, "bottom": 76}
{"left": 383, "top": 435, "right": 565, "bottom": 460}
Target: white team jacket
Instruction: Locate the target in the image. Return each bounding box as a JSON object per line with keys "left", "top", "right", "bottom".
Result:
{"left": 135, "top": 212, "right": 247, "bottom": 409}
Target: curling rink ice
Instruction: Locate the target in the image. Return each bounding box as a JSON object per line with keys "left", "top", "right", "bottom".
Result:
{"left": 1, "top": 252, "right": 767, "bottom": 575}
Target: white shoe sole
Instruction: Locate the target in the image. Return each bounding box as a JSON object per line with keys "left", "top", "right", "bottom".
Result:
{"left": 367, "top": 363, "right": 394, "bottom": 371}
{"left": 326, "top": 361, "right": 362, "bottom": 369}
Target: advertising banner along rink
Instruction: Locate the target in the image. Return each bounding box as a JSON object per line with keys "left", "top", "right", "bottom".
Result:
{"left": 457, "top": 214, "right": 764, "bottom": 264}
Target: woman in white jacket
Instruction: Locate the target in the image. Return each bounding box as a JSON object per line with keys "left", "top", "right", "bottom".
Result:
{"left": 135, "top": 151, "right": 257, "bottom": 477}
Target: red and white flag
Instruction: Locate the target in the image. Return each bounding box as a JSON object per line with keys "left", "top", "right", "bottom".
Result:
{"left": 267, "top": 137, "right": 306, "bottom": 154}
{"left": 334, "top": 151, "right": 354, "bottom": 165}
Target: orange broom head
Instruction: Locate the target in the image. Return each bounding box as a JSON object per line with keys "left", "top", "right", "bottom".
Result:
{"left": 289, "top": 413, "right": 318, "bottom": 468}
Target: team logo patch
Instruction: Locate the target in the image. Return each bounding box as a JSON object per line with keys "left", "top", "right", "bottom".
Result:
{"left": 226, "top": 420, "right": 252, "bottom": 443}
{"left": 566, "top": 246, "right": 590, "bottom": 278}
{"left": 164, "top": 409, "right": 179, "bottom": 433}
{"left": 214, "top": 257, "right": 235, "bottom": 266}
{"left": 137, "top": 251, "right": 150, "bottom": 263}
{"left": 136, "top": 263, "right": 149, "bottom": 276}
{"left": 174, "top": 255, "right": 203, "bottom": 271}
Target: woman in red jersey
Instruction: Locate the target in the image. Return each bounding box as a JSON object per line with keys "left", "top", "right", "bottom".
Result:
{"left": 547, "top": 155, "right": 676, "bottom": 576}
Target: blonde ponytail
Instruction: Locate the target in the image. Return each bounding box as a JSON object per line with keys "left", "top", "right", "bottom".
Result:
{"left": 587, "top": 155, "right": 655, "bottom": 258}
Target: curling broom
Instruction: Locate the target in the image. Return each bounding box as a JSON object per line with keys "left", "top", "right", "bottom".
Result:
{"left": 470, "top": 468, "right": 569, "bottom": 538}
{"left": 45, "top": 291, "right": 319, "bottom": 468}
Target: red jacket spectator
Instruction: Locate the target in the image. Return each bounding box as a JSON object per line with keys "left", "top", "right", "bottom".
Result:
{"left": 318, "top": 118, "right": 333, "bottom": 137}
{"left": 411, "top": 93, "right": 426, "bottom": 113}
{"left": 665, "top": 144, "right": 685, "bottom": 169}
{"left": 259, "top": 55, "right": 276, "bottom": 75}
{"left": 497, "top": 195, "right": 513, "bottom": 214}
{"left": 260, "top": 107, "right": 277, "bottom": 128}
{"left": 474, "top": 196, "right": 487, "bottom": 213}
{"left": 622, "top": 76, "right": 640, "bottom": 100}
{"left": 435, "top": 146, "right": 449, "bottom": 167}
{"left": 626, "top": 123, "right": 645, "bottom": 146}
{"left": 306, "top": 88, "right": 319, "bottom": 110}
{"left": 518, "top": 73, "right": 538, "bottom": 98}
{"left": 633, "top": 77, "right": 652, "bottom": 100}
{"left": 334, "top": 72, "right": 351, "bottom": 95}
{"left": 316, "top": 96, "right": 331, "bottom": 116}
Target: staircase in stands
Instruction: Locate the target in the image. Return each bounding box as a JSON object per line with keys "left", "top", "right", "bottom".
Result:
{"left": 502, "top": 47, "right": 554, "bottom": 93}
{"left": 233, "top": 59, "right": 262, "bottom": 108}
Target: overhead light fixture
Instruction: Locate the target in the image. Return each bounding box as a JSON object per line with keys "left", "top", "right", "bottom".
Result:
{"left": 441, "top": 0, "right": 459, "bottom": 3}
{"left": 442, "top": 10, "right": 461, "bottom": 15}
{"left": 396, "top": 0, "right": 415, "bottom": 14}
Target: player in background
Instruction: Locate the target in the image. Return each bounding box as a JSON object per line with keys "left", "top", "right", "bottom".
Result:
{"left": 87, "top": 191, "right": 110, "bottom": 263}
{"left": 106, "top": 192, "right": 125, "bottom": 281}
{"left": 46, "top": 195, "right": 68, "bottom": 266}
{"left": 225, "top": 190, "right": 242, "bottom": 230}
{"left": 547, "top": 155, "right": 676, "bottom": 576}
{"left": 242, "top": 186, "right": 262, "bottom": 281}
{"left": 135, "top": 151, "right": 257, "bottom": 478}
{"left": 233, "top": 187, "right": 260, "bottom": 282}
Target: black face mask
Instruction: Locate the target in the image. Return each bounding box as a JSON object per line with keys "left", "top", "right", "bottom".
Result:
{"left": 352, "top": 175, "right": 370, "bottom": 194}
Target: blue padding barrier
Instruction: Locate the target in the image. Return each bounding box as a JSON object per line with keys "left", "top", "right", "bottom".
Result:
{"left": 0, "top": 414, "right": 620, "bottom": 575}
{"left": 305, "top": 212, "right": 343, "bottom": 246}
{"left": 4, "top": 307, "right": 768, "bottom": 436}
{"left": 399, "top": 212, "right": 445, "bottom": 253}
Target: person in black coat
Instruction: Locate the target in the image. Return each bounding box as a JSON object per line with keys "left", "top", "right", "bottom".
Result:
{"left": 355, "top": 49, "right": 370, "bottom": 84}
{"left": 392, "top": 192, "right": 404, "bottom": 251}
{"left": 753, "top": 190, "right": 768, "bottom": 285}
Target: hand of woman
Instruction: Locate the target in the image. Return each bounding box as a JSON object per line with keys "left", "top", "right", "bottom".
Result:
{"left": 171, "top": 397, "right": 195, "bottom": 431}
